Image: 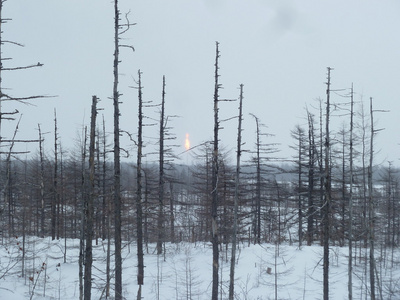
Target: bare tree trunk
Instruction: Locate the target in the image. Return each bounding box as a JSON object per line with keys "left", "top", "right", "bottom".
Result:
{"left": 101, "top": 116, "right": 107, "bottom": 240}
{"left": 228, "top": 84, "right": 243, "bottom": 300}
{"left": 157, "top": 76, "right": 166, "bottom": 255}
{"left": 0, "top": 0, "right": 3, "bottom": 146}
{"left": 0, "top": 1, "right": 3, "bottom": 235}
{"left": 79, "top": 127, "right": 88, "bottom": 300}
{"left": 368, "top": 97, "right": 376, "bottom": 300}
{"left": 136, "top": 70, "right": 145, "bottom": 287}
{"left": 52, "top": 109, "right": 59, "bottom": 240}
{"left": 22, "top": 176, "right": 26, "bottom": 277}
{"left": 112, "top": 1, "right": 122, "bottom": 298}
{"left": 307, "top": 112, "right": 315, "bottom": 246}
{"left": 84, "top": 96, "right": 98, "bottom": 300}
{"left": 318, "top": 99, "right": 324, "bottom": 245}
{"left": 348, "top": 84, "right": 354, "bottom": 300}
{"left": 340, "top": 127, "right": 346, "bottom": 247}
{"left": 323, "top": 67, "right": 332, "bottom": 300}
{"left": 60, "top": 144, "right": 67, "bottom": 262}
{"left": 38, "top": 124, "right": 46, "bottom": 238}
{"left": 106, "top": 197, "right": 111, "bottom": 299}
{"left": 101, "top": 115, "right": 111, "bottom": 298}
{"left": 211, "top": 41, "right": 220, "bottom": 300}
{"left": 143, "top": 169, "right": 149, "bottom": 253}
{"left": 254, "top": 116, "right": 262, "bottom": 245}
{"left": 298, "top": 128, "right": 303, "bottom": 247}
{"left": 359, "top": 100, "right": 369, "bottom": 248}
{"left": 169, "top": 182, "right": 175, "bottom": 243}
{"left": 95, "top": 129, "right": 100, "bottom": 245}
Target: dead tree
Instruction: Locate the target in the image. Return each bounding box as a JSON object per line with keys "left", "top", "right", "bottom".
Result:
{"left": 368, "top": 97, "right": 376, "bottom": 300}
{"left": 136, "top": 70, "right": 145, "bottom": 294}
{"left": 79, "top": 127, "right": 88, "bottom": 300}
{"left": 367, "top": 98, "right": 386, "bottom": 300}
{"left": 323, "top": 67, "right": 332, "bottom": 300}
{"left": 318, "top": 98, "right": 325, "bottom": 244}
{"left": 84, "top": 96, "right": 98, "bottom": 300}
{"left": 252, "top": 114, "right": 262, "bottom": 244}
{"left": 306, "top": 110, "right": 317, "bottom": 246}
{"left": 50, "top": 110, "right": 59, "bottom": 240}
{"left": 348, "top": 84, "right": 354, "bottom": 300}
{"left": 290, "top": 124, "right": 306, "bottom": 246}
{"left": 112, "top": 1, "right": 122, "bottom": 298}
{"left": 111, "top": 2, "right": 135, "bottom": 297}
{"left": 228, "top": 84, "right": 244, "bottom": 300}
{"left": 157, "top": 76, "right": 166, "bottom": 255}
{"left": 211, "top": 41, "right": 220, "bottom": 300}
{"left": 38, "top": 124, "right": 46, "bottom": 237}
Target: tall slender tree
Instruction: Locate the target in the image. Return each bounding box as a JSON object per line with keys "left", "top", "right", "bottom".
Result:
{"left": 136, "top": 70, "right": 145, "bottom": 297}
{"left": 228, "top": 84, "right": 244, "bottom": 300}
{"left": 318, "top": 98, "right": 325, "bottom": 244}
{"left": 252, "top": 114, "right": 262, "bottom": 244}
{"left": 38, "top": 124, "right": 46, "bottom": 238}
{"left": 84, "top": 96, "right": 98, "bottom": 300}
{"left": 112, "top": 1, "right": 122, "bottom": 298}
{"left": 157, "top": 76, "right": 166, "bottom": 255}
{"left": 211, "top": 41, "right": 220, "bottom": 300}
{"left": 323, "top": 67, "right": 332, "bottom": 300}
{"left": 368, "top": 97, "right": 376, "bottom": 300}
{"left": 79, "top": 127, "right": 88, "bottom": 300}
{"left": 306, "top": 111, "right": 317, "bottom": 246}
{"left": 290, "top": 124, "right": 306, "bottom": 246}
{"left": 52, "top": 109, "right": 59, "bottom": 240}
{"left": 348, "top": 84, "right": 354, "bottom": 300}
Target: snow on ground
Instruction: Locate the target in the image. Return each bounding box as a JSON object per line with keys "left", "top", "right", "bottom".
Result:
{"left": 0, "top": 237, "right": 399, "bottom": 299}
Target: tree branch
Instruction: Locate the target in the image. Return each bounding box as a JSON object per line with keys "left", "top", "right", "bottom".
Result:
{"left": 2, "top": 62, "right": 43, "bottom": 71}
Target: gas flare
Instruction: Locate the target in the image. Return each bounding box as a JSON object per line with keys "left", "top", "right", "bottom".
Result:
{"left": 185, "top": 133, "right": 190, "bottom": 150}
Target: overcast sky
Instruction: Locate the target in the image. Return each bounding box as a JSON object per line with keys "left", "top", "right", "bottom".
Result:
{"left": 4, "top": 0, "right": 400, "bottom": 165}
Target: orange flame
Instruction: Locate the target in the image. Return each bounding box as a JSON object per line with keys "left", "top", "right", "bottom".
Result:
{"left": 185, "top": 133, "right": 191, "bottom": 150}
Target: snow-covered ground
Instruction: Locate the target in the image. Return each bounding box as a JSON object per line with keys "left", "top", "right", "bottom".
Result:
{"left": 1, "top": 237, "right": 399, "bottom": 299}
